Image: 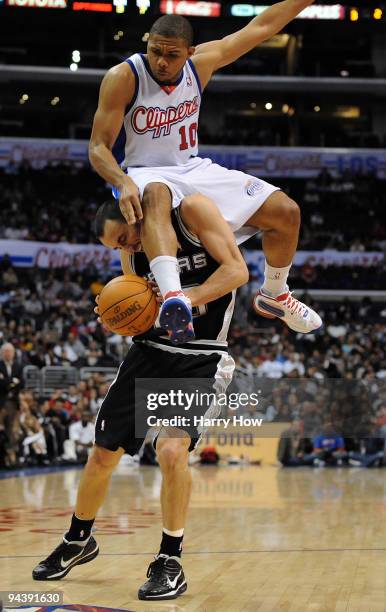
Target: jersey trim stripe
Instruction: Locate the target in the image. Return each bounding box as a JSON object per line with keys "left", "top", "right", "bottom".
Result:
{"left": 112, "top": 125, "right": 127, "bottom": 167}
{"left": 112, "top": 60, "right": 139, "bottom": 167}
{"left": 139, "top": 53, "right": 185, "bottom": 89}
{"left": 175, "top": 208, "right": 201, "bottom": 247}
{"left": 188, "top": 59, "right": 202, "bottom": 97}
{"left": 137, "top": 339, "right": 229, "bottom": 356}
{"left": 126, "top": 59, "right": 140, "bottom": 113}
{"left": 217, "top": 290, "right": 236, "bottom": 342}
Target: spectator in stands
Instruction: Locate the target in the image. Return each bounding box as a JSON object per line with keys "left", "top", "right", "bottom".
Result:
{"left": 0, "top": 342, "right": 23, "bottom": 407}
{"left": 20, "top": 402, "right": 48, "bottom": 466}
{"left": 41, "top": 399, "right": 67, "bottom": 459}
{"left": 0, "top": 405, "right": 8, "bottom": 468}
{"left": 313, "top": 422, "right": 347, "bottom": 466}
{"left": 277, "top": 420, "right": 314, "bottom": 466}
{"left": 348, "top": 424, "right": 385, "bottom": 467}
{"left": 63, "top": 411, "right": 94, "bottom": 463}
{"left": 1, "top": 263, "right": 18, "bottom": 290}
{"left": 283, "top": 352, "right": 305, "bottom": 377}
{"left": 24, "top": 292, "right": 44, "bottom": 318}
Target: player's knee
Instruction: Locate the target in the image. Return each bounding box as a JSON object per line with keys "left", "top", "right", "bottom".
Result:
{"left": 157, "top": 439, "right": 189, "bottom": 474}
{"left": 280, "top": 196, "right": 300, "bottom": 231}
{"left": 181, "top": 193, "right": 205, "bottom": 212}
{"left": 87, "top": 446, "right": 121, "bottom": 474}
{"left": 142, "top": 183, "right": 171, "bottom": 218}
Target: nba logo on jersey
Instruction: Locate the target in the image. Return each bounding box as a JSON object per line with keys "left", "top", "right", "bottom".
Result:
{"left": 186, "top": 74, "right": 192, "bottom": 87}
{"left": 245, "top": 179, "right": 264, "bottom": 197}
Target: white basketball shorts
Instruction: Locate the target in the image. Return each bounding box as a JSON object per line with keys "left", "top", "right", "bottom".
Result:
{"left": 115, "top": 156, "right": 280, "bottom": 245}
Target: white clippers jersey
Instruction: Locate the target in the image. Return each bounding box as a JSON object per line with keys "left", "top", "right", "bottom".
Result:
{"left": 112, "top": 53, "right": 202, "bottom": 169}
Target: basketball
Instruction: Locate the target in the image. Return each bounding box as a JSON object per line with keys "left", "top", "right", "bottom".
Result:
{"left": 98, "top": 274, "right": 158, "bottom": 336}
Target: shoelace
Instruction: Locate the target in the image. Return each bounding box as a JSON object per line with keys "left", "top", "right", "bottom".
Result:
{"left": 44, "top": 542, "right": 68, "bottom": 566}
{"left": 147, "top": 558, "right": 168, "bottom": 584}
{"left": 147, "top": 557, "right": 179, "bottom": 585}
{"left": 282, "top": 292, "right": 307, "bottom": 317}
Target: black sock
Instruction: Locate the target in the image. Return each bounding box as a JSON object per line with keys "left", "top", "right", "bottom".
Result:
{"left": 159, "top": 530, "right": 184, "bottom": 558}
{"left": 65, "top": 514, "right": 95, "bottom": 542}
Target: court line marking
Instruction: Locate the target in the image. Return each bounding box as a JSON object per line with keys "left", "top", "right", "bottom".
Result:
{"left": 2, "top": 547, "right": 386, "bottom": 559}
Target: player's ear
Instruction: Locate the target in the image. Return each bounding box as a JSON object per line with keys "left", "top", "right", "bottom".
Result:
{"left": 187, "top": 46, "right": 195, "bottom": 58}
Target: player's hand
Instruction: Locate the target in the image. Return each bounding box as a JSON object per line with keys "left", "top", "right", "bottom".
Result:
{"left": 94, "top": 294, "right": 102, "bottom": 323}
{"left": 94, "top": 294, "right": 111, "bottom": 333}
{"left": 118, "top": 177, "right": 143, "bottom": 225}
{"left": 148, "top": 280, "right": 163, "bottom": 304}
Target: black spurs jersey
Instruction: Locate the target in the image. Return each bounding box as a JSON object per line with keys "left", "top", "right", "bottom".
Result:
{"left": 130, "top": 209, "right": 235, "bottom": 353}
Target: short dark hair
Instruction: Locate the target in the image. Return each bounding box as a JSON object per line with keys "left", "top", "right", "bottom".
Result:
{"left": 150, "top": 15, "right": 194, "bottom": 47}
{"left": 94, "top": 200, "right": 125, "bottom": 238}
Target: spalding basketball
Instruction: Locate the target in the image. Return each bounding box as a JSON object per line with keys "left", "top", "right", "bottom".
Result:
{"left": 99, "top": 274, "right": 158, "bottom": 336}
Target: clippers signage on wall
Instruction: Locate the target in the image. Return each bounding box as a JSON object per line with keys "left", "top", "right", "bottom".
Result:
{"left": 0, "top": 240, "right": 383, "bottom": 272}
{"left": 0, "top": 240, "right": 121, "bottom": 271}
{"left": 230, "top": 3, "right": 345, "bottom": 19}
{"left": 1, "top": 139, "right": 386, "bottom": 179}
{"left": 160, "top": 0, "right": 221, "bottom": 17}
{"left": 6, "top": 0, "right": 67, "bottom": 7}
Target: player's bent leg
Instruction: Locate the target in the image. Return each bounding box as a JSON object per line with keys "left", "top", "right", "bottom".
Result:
{"left": 138, "top": 431, "right": 190, "bottom": 601}
{"left": 142, "top": 183, "right": 195, "bottom": 344}
{"left": 141, "top": 182, "right": 178, "bottom": 262}
{"left": 246, "top": 191, "right": 322, "bottom": 334}
{"left": 32, "top": 445, "right": 123, "bottom": 581}
{"left": 246, "top": 190, "right": 300, "bottom": 268}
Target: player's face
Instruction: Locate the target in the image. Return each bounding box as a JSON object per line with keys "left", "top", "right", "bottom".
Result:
{"left": 147, "top": 35, "right": 194, "bottom": 82}
{"left": 100, "top": 220, "right": 142, "bottom": 253}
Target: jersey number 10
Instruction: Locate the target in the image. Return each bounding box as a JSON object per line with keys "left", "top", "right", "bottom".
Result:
{"left": 179, "top": 123, "right": 198, "bottom": 151}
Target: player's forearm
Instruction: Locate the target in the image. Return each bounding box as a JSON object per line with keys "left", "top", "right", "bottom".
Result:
{"left": 89, "top": 142, "right": 132, "bottom": 190}
{"left": 251, "top": 0, "right": 314, "bottom": 37}
{"left": 187, "top": 263, "right": 248, "bottom": 307}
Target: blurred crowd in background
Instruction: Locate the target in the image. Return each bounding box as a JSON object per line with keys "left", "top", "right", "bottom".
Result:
{"left": 0, "top": 258, "right": 385, "bottom": 469}
{"left": 1, "top": 164, "right": 386, "bottom": 254}
{"left": 0, "top": 163, "right": 385, "bottom": 470}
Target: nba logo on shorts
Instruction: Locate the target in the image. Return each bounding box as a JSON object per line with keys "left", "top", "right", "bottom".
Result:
{"left": 245, "top": 179, "right": 264, "bottom": 197}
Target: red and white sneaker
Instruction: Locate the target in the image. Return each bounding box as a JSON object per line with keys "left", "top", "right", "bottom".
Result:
{"left": 159, "top": 291, "right": 195, "bottom": 344}
{"left": 253, "top": 287, "right": 323, "bottom": 334}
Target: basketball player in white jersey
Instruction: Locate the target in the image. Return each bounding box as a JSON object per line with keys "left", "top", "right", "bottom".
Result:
{"left": 89, "top": 0, "right": 322, "bottom": 342}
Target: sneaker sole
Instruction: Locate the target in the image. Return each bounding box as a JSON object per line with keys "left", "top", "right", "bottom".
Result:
{"left": 254, "top": 297, "right": 323, "bottom": 334}
{"left": 32, "top": 544, "right": 99, "bottom": 581}
{"left": 159, "top": 299, "right": 195, "bottom": 344}
{"left": 253, "top": 298, "right": 278, "bottom": 320}
{"left": 138, "top": 580, "right": 187, "bottom": 600}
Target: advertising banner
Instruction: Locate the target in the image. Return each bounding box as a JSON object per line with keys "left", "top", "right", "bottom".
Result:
{"left": 1, "top": 138, "right": 385, "bottom": 179}
{"left": 0, "top": 239, "right": 383, "bottom": 273}
{"left": 0, "top": 239, "right": 121, "bottom": 271}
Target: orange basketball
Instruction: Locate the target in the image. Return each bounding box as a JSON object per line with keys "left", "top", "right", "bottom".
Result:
{"left": 98, "top": 274, "right": 158, "bottom": 336}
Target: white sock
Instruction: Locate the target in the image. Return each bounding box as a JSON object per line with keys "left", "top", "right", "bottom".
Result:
{"left": 163, "top": 527, "right": 184, "bottom": 537}
{"left": 149, "top": 256, "right": 182, "bottom": 298}
{"left": 261, "top": 261, "right": 291, "bottom": 297}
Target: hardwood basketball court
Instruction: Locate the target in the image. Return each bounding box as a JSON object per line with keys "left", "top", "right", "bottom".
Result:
{"left": 1, "top": 464, "right": 385, "bottom": 611}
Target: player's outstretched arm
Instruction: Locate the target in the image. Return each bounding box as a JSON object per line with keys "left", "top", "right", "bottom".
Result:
{"left": 193, "top": 0, "right": 314, "bottom": 85}
{"left": 179, "top": 195, "right": 249, "bottom": 307}
{"left": 89, "top": 64, "right": 142, "bottom": 224}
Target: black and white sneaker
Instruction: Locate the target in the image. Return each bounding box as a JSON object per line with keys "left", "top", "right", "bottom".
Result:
{"left": 138, "top": 554, "right": 187, "bottom": 600}
{"left": 32, "top": 535, "right": 99, "bottom": 580}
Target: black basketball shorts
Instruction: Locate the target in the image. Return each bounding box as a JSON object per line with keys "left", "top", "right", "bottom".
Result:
{"left": 95, "top": 341, "right": 235, "bottom": 455}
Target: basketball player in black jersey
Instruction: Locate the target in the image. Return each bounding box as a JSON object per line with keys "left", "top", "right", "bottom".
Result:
{"left": 32, "top": 194, "right": 248, "bottom": 601}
